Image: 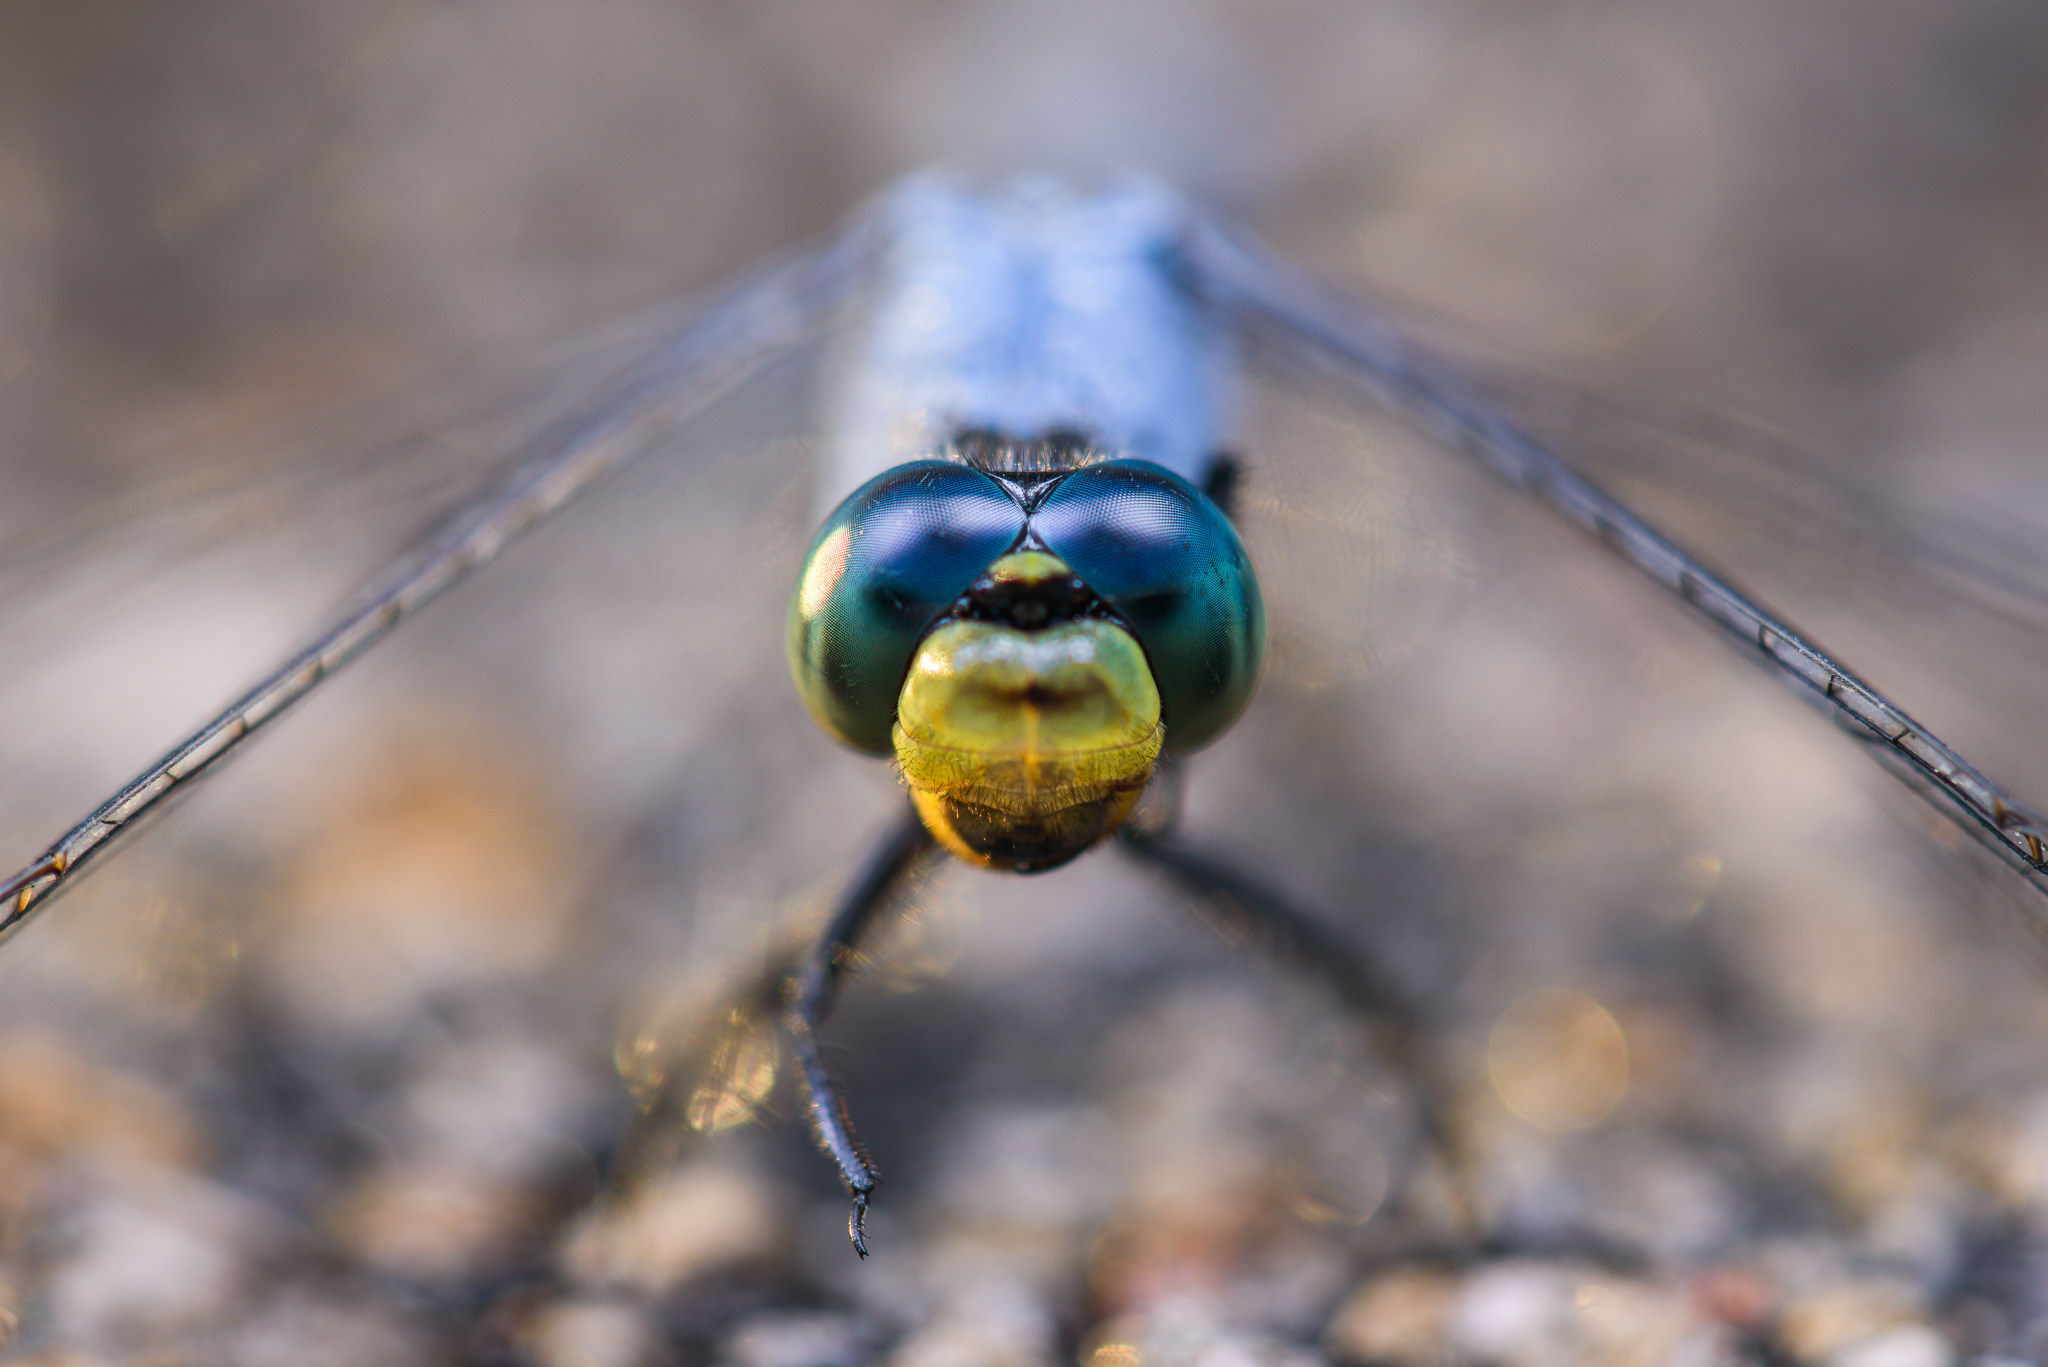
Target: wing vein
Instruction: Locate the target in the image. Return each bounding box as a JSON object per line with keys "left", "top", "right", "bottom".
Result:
{"left": 1179, "top": 218, "right": 2048, "bottom": 900}
{"left": 0, "top": 211, "right": 881, "bottom": 938}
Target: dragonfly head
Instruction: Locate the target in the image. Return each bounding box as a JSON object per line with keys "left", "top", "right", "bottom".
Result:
{"left": 892, "top": 559, "right": 1163, "bottom": 870}
{"left": 788, "top": 459, "right": 1263, "bottom": 872}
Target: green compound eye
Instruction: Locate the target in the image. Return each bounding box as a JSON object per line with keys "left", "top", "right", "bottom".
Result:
{"left": 788, "top": 461, "right": 1027, "bottom": 753}
{"left": 1030, "top": 460, "right": 1264, "bottom": 753}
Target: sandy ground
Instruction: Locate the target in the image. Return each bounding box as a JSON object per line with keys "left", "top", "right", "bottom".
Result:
{"left": 0, "top": 2, "right": 2046, "bottom": 1362}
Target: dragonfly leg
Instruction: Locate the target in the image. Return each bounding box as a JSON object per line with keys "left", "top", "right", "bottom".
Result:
{"left": 783, "top": 807, "right": 940, "bottom": 1257}
{"left": 1201, "top": 451, "right": 1242, "bottom": 518}
{"left": 1116, "top": 822, "right": 1478, "bottom": 1234}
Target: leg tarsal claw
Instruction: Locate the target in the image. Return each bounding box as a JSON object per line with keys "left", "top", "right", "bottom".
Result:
{"left": 848, "top": 1191, "right": 872, "bottom": 1258}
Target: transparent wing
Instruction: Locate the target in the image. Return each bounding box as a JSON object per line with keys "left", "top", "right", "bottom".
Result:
{"left": 0, "top": 212, "right": 882, "bottom": 940}
{"left": 1462, "top": 369, "right": 2048, "bottom": 645}
{"left": 1177, "top": 216, "right": 2048, "bottom": 903}
{"left": 0, "top": 296, "right": 741, "bottom": 618}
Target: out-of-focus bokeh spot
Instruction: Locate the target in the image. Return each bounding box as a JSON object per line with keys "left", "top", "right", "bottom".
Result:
{"left": 1486, "top": 989, "right": 1631, "bottom": 1133}
{"left": 1084, "top": 1340, "right": 1142, "bottom": 1367}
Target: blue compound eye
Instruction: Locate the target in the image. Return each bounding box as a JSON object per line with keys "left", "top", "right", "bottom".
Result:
{"left": 1031, "top": 460, "right": 1264, "bottom": 753}
{"left": 789, "top": 461, "right": 1028, "bottom": 753}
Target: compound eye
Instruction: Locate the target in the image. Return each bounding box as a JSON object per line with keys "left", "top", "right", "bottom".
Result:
{"left": 1031, "top": 460, "right": 1264, "bottom": 752}
{"left": 788, "top": 461, "right": 1027, "bottom": 753}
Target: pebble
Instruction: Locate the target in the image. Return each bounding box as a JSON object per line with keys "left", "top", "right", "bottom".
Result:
{"left": 1826, "top": 1325, "right": 1955, "bottom": 1367}
{"left": 560, "top": 1159, "right": 787, "bottom": 1294}
{"left": 1324, "top": 1267, "right": 1456, "bottom": 1365}
{"left": 721, "top": 1312, "right": 883, "bottom": 1367}
{"left": 523, "top": 1299, "right": 659, "bottom": 1367}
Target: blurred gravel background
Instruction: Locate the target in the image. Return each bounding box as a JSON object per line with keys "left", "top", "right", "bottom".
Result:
{"left": 1, "top": 2, "right": 2047, "bottom": 1363}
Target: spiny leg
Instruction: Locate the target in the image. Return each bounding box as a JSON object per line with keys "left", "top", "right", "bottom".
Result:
{"left": 784, "top": 807, "right": 941, "bottom": 1257}
{"left": 1117, "top": 785, "right": 1474, "bottom": 1232}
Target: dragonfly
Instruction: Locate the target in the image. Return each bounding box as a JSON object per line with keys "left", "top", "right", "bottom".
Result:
{"left": 2, "top": 169, "right": 2046, "bottom": 1271}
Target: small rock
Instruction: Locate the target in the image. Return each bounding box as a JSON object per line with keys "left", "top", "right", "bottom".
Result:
{"left": 1826, "top": 1326, "right": 1955, "bottom": 1367}
{"left": 562, "top": 1160, "right": 786, "bottom": 1294}
{"left": 1324, "top": 1266, "right": 1457, "bottom": 1365}
{"left": 1452, "top": 1262, "right": 1575, "bottom": 1364}
{"left": 325, "top": 1160, "right": 537, "bottom": 1281}
{"left": 722, "top": 1312, "right": 881, "bottom": 1367}
{"left": 524, "top": 1299, "right": 657, "bottom": 1367}
{"left": 1781, "top": 1284, "right": 1922, "bottom": 1362}
{"left": 46, "top": 1172, "right": 271, "bottom": 1352}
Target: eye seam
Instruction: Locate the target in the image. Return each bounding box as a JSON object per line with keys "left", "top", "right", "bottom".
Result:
{"left": 792, "top": 454, "right": 1260, "bottom": 757}
{"left": 1025, "top": 459, "right": 1264, "bottom": 753}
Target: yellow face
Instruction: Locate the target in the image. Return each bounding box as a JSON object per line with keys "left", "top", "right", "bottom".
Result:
{"left": 892, "top": 554, "right": 1164, "bottom": 871}
{"left": 791, "top": 460, "right": 1264, "bottom": 871}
